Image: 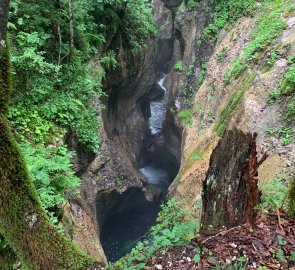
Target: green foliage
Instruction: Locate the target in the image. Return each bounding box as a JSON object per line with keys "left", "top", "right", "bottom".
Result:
{"left": 191, "top": 150, "right": 204, "bottom": 160}
{"left": 193, "top": 248, "right": 201, "bottom": 263}
{"left": 223, "top": 68, "right": 232, "bottom": 86}
{"left": 174, "top": 61, "right": 183, "bottom": 72}
{"left": 267, "top": 54, "right": 295, "bottom": 124}
{"left": 257, "top": 176, "right": 288, "bottom": 214}
{"left": 215, "top": 74, "right": 254, "bottom": 136}
{"left": 187, "top": 0, "right": 199, "bottom": 11}
{"left": 101, "top": 51, "right": 117, "bottom": 70}
{"left": 124, "top": 0, "right": 156, "bottom": 53}
{"left": 8, "top": 107, "right": 55, "bottom": 144}
{"left": 106, "top": 198, "right": 199, "bottom": 270}
{"left": 216, "top": 48, "right": 227, "bottom": 62}
{"left": 277, "top": 235, "right": 287, "bottom": 246}
{"left": 8, "top": 0, "right": 156, "bottom": 153}
{"left": 202, "top": 0, "right": 256, "bottom": 42}
{"left": 177, "top": 109, "right": 193, "bottom": 126}
{"left": 198, "top": 63, "right": 207, "bottom": 86}
{"left": 21, "top": 143, "right": 80, "bottom": 230}
{"left": 267, "top": 89, "right": 281, "bottom": 105}
{"left": 267, "top": 49, "right": 279, "bottom": 67}
{"left": 280, "top": 65, "right": 295, "bottom": 96}
{"left": 212, "top": 258, "right": 248, "bottom": 270}
{"left": 275, "top": 249, "right": 285, "bottom": 262}
{"left": 224, "top": 0, "right": 288, "bottom": 83}
{"left": 187, "top": 63, "right": 195, "bottom": 76}
{"left": 267, "top": 126, "right": 293, "bottom": 146}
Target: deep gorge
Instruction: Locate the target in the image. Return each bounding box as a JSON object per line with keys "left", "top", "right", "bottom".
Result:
{"left": 88, "top": 0, "right": 182, "bottom": 261}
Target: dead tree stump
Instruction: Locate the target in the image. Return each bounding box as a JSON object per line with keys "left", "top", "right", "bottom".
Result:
{"left": 201, "top": 128, "right": 268, "bottom": 231}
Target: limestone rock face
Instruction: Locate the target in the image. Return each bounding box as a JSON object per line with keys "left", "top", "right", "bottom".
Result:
{"left": 62, "top": 202, "right": 107, "bottom": 264}
{"left": 166, "top": 4, "right": 295, "bottom": 211}
{"left": 102, "top": 37, "right": 157, "bottom": 165}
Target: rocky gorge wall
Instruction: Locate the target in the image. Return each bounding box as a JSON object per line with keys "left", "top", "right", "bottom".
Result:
{"left": 63, "top": 0, "right": 295, "bottom": 263}
{"left": 65, "top": 0, "right": 183, "bottom": 261}
{"left": 161, "top": 1, "right": 295, "bottom": 214}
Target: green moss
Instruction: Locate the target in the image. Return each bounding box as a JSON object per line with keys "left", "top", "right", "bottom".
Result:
{"left": 260, "top": 66, "right": 271, "bottom": 74}
{"left": 0, "top": 248, "right": 16, "bottom": 270}
{"left": 0, "top": 40, "right": 11, "bottom": 116}
{"left": 0, "top": 36, "right": 95, "bottom": 270}
{"left": 215, "top": 74, "right": 255, "bottom": 136}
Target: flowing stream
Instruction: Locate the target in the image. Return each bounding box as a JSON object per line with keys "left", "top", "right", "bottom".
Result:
{"left": 149, "top": 74, "right": 169, "bottom": 135}
{"left": 101, "top": 75, "right": 178, "bottom": 262}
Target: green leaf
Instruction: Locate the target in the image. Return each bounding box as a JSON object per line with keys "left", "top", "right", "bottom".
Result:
{"left": 276, "top": 249, "right": 285, "bottom": 262}
{"left": 277, "top": 235, "right": 287, "bottom": 246}
{"left": 194, "top": 254, "right": 200, "bottom": 263}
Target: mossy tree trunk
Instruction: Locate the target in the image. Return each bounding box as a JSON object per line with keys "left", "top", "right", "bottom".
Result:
{"left": 201, "top": 128, "right": 268, "bottom": 231}
{"left": 0, "top": 2, "right": 96, "bottom": 269}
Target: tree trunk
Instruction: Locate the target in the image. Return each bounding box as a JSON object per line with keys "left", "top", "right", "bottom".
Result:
{"left": 68, "top": 0, "right": 74, "bottom": 53}
{"left": 0, "top": 0, "right": 9, "bottom": 53}
{"left": 201, "top": 128, "right": 267, "bottom": 231}
{"left": 0, "top": 2, "right": 96, "bottom": 269}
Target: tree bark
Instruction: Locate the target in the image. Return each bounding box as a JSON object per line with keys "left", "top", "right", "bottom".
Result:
{"left": 201, "top": 128, "right": 267, "bottom": 231}
{"left": 0, "top": 0, "right": 9, "bottom": 54}
{"left": 68, "top": 0, "right": 74, "bottom": 53}
{"left": 0, "top": 2, "right": 97, "bottom": 269}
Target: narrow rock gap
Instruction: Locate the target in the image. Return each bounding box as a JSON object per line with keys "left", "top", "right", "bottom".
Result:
{"left": 98, "top": 5, "right": 180, "bottom": 260}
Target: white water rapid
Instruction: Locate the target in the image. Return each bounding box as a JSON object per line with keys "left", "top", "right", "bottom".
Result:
{"left": 149, "top": 74, "right": 168, "bottom": 135}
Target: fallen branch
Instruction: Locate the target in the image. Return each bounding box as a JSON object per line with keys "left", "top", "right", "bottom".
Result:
{"left": 200, "top": 225, "right": 243, "bottom": 245}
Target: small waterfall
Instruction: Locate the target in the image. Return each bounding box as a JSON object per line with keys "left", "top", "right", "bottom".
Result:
{"left": 139, "top": 166, "right": 169, "bottom": 190}
{"left": 149, "top": 74, "right": 169, "bottom": 135}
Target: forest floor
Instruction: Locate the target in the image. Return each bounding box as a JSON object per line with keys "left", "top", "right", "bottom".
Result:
{"left": 144, "top": 214, "right": 295, "bottom": 270}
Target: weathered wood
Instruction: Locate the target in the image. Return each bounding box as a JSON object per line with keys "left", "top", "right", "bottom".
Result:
{"left": 201, "top": 128, "right": 267, "bottom": 231}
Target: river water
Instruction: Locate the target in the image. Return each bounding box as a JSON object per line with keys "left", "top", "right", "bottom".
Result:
{"left": 101, "top": 74, "right": 176, "bottom": 262}
{"left": 149, "top": 74, "right": 169, "bottom": 135}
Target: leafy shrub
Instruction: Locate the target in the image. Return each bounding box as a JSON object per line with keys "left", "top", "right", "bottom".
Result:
{"left": 8, "top": 107, "right": 55, "bottom": 144}
{"left": 267, "top": 50, "right": 279, "bottom": 66}
{"left": 224, "top": 0, "right": 288, "bottom": 83}
{"left": 202, "top": 0, "right": 257, "bottom": 42}
{"left": 198, "top": 63, "right": 207, "bottom": 86}
{"left": 174, "top": 61, "right": 183, "bottom": 72}
{"left": 223, "top": 68, "right": 232, "bottom": 85}
{"left": 178, "top": 109, "right": 194, "bottom": 126}
{"left": 187, "top": 0, "right": 199, "bottom": 11}
{"left": 216, "top": 48, "right": 227, "bottom": 62}
{"left": 21, "top": 143, "right": 80, "bottom": 228}
{"left": 257, "top": 176, "right": 288, "bottom": 214}
{"left": 267, "top": 89, "right": 281, "bottom": 105}
{"left": 267, "top": 126, "right": 293, "bottom": 146}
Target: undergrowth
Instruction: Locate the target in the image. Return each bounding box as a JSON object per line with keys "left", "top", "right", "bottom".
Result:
{"left": 224, "top": 0, "right": 288, "bottom": 85}
{"left": 21, "top": 143, "right": 80, "bottom": 231}
{"left": 202, "top": 0, "right": 257, "bottom": 42}
{"left": 106, "top": 198, "right": 199, "bottom": 270}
